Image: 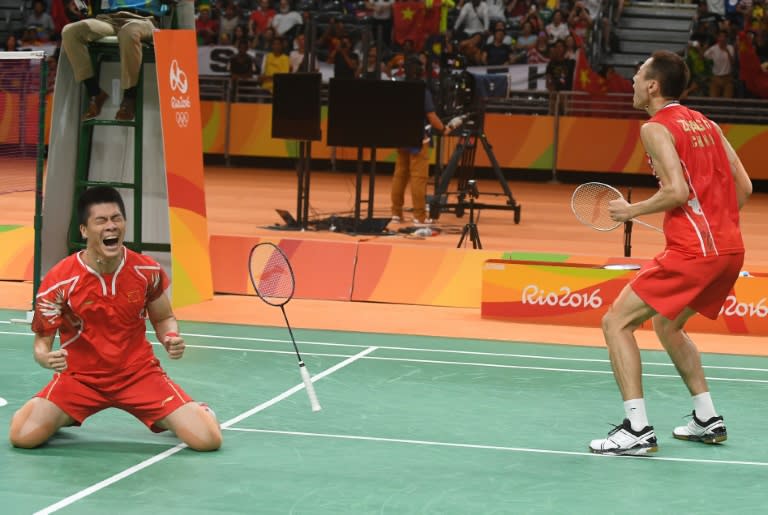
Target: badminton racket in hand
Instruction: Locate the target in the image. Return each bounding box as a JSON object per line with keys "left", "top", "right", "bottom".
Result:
{"left": 571, "top": 182, "right": 662, "bottom": 233}
{"left": 248, "top": 242, "right": 321, "bottom": 412}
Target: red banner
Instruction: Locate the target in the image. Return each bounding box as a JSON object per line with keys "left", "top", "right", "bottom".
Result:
{"left": 153, "top": 30, "right": 213, "bottom": 307}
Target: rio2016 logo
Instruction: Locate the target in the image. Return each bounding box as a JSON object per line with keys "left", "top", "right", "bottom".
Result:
{"left": 719, "top": 296, "right": 768, "bottom": 318}
{"left": 521, "top": 285, "right": 604, "bottom": 309}
{"left": 169, "top": 59, "right": 191, "bottom": 128}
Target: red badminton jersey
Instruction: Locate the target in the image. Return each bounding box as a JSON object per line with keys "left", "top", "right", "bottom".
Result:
{"left": 31, "top": 248, "right": 169, "bottom": 374}
{"left": 647, "top": 103, "right": 744, "bottom": 256}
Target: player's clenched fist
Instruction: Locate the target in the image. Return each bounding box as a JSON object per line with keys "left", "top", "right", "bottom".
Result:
{"left": 44, "top": 349, "right": 68, "bottom": 373}
{"left": 163, "top": 332, "right": 185, "bottom": 360}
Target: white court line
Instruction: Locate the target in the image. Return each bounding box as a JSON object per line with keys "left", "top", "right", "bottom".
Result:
{"left": 178, "top": 331, "right": 768, "bottom": 373}
{"left": 155, "top": 342, "right": 768, "bottom": 384}
{"left": 32, "top": 346, "right": 378, "bottom": 515}
{"left": 3, "top": 329, "right": 768, "bottom": 373}
{"left": 227, "top": 427, "right": 768, "bottom": 468}
{"left": 2, "top": 329, "right": 767, "bottom": 384}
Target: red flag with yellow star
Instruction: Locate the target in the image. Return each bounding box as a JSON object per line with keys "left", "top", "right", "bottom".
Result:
{"left": 738, "top": 31, "right": 768, "bottom": 98}
{"left": 573, "top": 50, "right": 607, "bottom": 96}
{"left": 393, "top": 1, "right": 439, "bottom": 51}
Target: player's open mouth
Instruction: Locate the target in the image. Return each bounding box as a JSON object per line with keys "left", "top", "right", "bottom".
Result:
{"left": 103, "top": 237, "right": 120, "bottom": 249}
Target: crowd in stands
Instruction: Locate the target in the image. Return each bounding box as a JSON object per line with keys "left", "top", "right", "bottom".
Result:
{"left": 4, "top": 0, "right": 768, "bottom": 102}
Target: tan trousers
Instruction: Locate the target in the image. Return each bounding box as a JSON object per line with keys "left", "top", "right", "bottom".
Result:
{"left": 61, "top": 12, "right": 156, "bottom": 90}
{"left": 709, "top": 74, "right": 734, "bottom": 99}
{"left": 391, "top": 144, "right": 430, "bottom": 221}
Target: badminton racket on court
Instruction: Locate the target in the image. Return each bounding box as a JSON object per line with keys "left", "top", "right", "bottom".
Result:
{"left": 571, "top": 182, "right": 663, "bottom": 233}
{"left": 248, "top": 242, "right": 322, "bottom": 412}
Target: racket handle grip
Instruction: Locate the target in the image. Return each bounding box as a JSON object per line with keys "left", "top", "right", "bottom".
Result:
{"left": 300, "top": 365, "right": 322, "bottom": 412}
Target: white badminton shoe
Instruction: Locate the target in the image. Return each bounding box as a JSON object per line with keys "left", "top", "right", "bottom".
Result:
{"left": 673, "top": 411, "right": 727, "bottom": 444}
{"left": 589, "top": 419, "right": 658, "bottom": 456}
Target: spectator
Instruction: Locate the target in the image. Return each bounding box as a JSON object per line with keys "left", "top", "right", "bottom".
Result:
{"left": 261, "top": 36, "right": 290, "bottom": 92}
{"left": 3, "top": 34, "right": 19, "bottom": 51}
{"left": 704, "top": 29, "right": 735, "bottom": 97}
{"left": 249, "top": 0, "right": 276, "bottom": 39}
{"left": 526, "top": 33, "right": 551, "bottom": 63}
{"left": 52, "top": 0, "right": 85, "bottom": 35}
{"left": 487, "top": 0, "right": 506, "bottom": 21}
{"left": 254, "top": 26, "right": 276, "bottom": 51}
{"left": 360, "top": 45, "right": 389, "bottom": 79}
{"left": 485, "top": 20, "right": 513, "bottom": 45}
{"left": 685, "top": 39, "right": 712, "bottom": 98}
{"left": 229, "top": 38, "right": 260, "bottom": 80}
{"left": 365, "top": 0, "right": 394, "bottom": 47}
{"left": 330, "top": 35, "right": 360, "bottom": 79}
{"left": 271, "top": 0, "right": 303, "bottom": 39}
{"left": 454, "top": 0, "right": 490, "bottom": 40}
{"left": 515, "top": 21, "right": 537, "bottom": 52}
{"left": 534, "top": 0, "right": 554, "bottom": 25}
{"left": 318, "top": 17, "right": 348, "bottom": 61}
{"left": 218, "top": 4, "right": 241, "bottom": 44}
{"left": 196, "top": 6, "right": 219, "bottom": 45}
{"left": 483, "top": 27, "right": 512, "bottom": 65}
{"left": 506, "top": 0, "right": 531, "bottom": 25}
{"left": 563, "top": 33, "right": 578, "bottom": 59}
{"left": 386, "top": 39, "right": 414, "bottom": 79}
{"left": 568, "top": 1, "right": 592, "bottom": 42}
{"left": 26, "top": 0, "right": 55, "bottom": 42}
{"left": 545, "top": 9, "right": 569, "bottom": 43}
{"left": 545, "top": 39, "right": 574, "bottom": 113}
{"left": 458, "top": 32, "right": 485, "bottom": 65}
{"left": 231, "top": 24, "right": 249, "bottom": 48}
{"left": 289, "top": 32, "right": 307, "bottom": 71}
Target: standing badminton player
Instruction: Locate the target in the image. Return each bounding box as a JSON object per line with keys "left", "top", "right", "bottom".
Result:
{"left": 589, "top": 51, "right": 752, "bottom": 455}
{"left": 9, "top": 186, "right": 222, "bottom": 451}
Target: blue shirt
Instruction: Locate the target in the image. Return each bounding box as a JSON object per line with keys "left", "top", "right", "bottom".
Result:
{"left": 101, "top": 0, "right": 166, "bottom": 16}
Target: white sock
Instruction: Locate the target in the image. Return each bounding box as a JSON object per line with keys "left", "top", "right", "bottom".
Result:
{"left": 692, "top": 392, "right": 717, "bottom": 421}
{"left": 624, "top": 398, "right": 649, "bottom": 432}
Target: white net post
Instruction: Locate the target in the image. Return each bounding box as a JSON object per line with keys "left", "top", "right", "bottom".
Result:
{"left": 0, "top": 50, "right": 49, "bottom": 321}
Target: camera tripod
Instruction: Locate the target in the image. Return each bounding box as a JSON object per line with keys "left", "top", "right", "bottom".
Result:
{"left": 457, "top": 193, "right": 482, "bottom": 249}
{"left": 429, "top": 126, "right": 521, "bottom": 223}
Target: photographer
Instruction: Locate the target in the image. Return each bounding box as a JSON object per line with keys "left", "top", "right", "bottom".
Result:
{"left": 330, "top": 35, "right": 359, "bottom": 79}
{"left": 390, "top": 57, "right": 451, "bottom": 225}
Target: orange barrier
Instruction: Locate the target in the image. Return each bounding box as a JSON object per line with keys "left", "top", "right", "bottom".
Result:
{"left": 0, "top": 226, "right": 33, "bottom": 281}
{"left": 210, "top": 235, "right": 358, "bottom": 300}
{"left": 482, "top": 259, "right": 768, "bottom": 336}
{"left": 200, "top": 103, "right": 768, "bottom": 179}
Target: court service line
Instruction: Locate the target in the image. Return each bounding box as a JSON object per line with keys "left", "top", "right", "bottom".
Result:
{"left": 3, "top": 329, "right": 767, "bottom": 373}
{"left": 227, "top": 428, "right": 768, "bottom": 468}
{"left": 178, "top": 331, "right": 768, "bottom": 373}
{"left": 32, "top": 346, "right": 377, "bottom": 515}
{"left": 147, "top": 341, "right": 768, "bottom": 386}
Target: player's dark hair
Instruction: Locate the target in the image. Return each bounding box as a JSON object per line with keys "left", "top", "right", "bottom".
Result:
{"left": 78, "top": 186, "right": 126, "bottom": 225}
{"left": 646, "top": 50, "right": 689, "bottom": 100}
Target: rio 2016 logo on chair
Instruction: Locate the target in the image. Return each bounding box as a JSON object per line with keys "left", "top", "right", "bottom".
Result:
{"left": 169, "top": 59, "right": 191, "bottom": 128}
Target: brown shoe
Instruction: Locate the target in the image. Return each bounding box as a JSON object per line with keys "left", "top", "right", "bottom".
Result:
{"left": 115, "top": 97, "right": 136, "bottom": 121}
{"left": 83, "top": 90, "right": 108, "bottom": 120}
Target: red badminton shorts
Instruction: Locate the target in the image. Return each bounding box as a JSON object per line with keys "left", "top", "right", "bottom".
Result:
{"left": 630, "top": 250, "right": 744, "bottom": 320}
{"left": 36, "top": 358, "right": 192, "bottom": 432}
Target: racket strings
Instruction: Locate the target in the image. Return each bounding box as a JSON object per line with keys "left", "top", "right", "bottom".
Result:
{"left": 572, "top": 183, "right": 622, "bottom": 231}
{"left": 250, "top": 247, "right": 295, "bottom": 304}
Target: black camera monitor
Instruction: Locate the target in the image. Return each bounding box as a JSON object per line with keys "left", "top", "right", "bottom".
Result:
{"left": 272, "top": 72, "right": 322, "bottom": 141}
{"left": 327, "top": 79, "right": 425, "bottom": 148}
